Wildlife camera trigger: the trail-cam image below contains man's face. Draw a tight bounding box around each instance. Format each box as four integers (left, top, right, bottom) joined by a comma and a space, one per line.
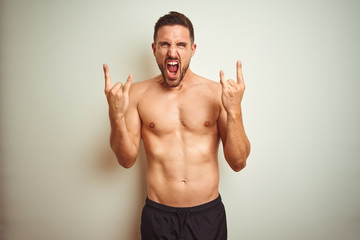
152, 25, 196, 87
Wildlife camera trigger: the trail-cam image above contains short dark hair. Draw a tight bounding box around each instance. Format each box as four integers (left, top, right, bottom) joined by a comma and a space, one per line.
153, 11, 194, 43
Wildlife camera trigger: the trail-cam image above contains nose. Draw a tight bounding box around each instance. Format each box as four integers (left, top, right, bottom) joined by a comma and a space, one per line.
167, 44, 177, 58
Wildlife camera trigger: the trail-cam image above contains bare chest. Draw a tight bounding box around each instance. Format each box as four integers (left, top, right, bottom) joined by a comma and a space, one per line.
138, 90, 220, 135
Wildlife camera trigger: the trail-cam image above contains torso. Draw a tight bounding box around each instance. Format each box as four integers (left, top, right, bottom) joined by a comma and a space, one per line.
132, 73, 223, 207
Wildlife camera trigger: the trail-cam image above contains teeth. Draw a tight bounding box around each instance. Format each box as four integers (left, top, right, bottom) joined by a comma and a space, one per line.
168, 61, 178, 65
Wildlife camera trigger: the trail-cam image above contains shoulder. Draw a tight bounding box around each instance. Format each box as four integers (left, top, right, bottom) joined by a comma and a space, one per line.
192, 74, 222, 95
129, 75, 162, 98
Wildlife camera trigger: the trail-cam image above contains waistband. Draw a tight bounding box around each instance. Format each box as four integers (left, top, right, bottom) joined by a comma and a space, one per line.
145, 194, 222, 214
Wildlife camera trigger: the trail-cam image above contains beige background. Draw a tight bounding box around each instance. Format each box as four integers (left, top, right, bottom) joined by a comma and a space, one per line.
1, 0, 360, 239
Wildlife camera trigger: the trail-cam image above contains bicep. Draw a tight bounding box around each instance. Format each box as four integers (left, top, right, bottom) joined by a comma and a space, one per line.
125, 90, 141, 150
218, 106, 227, 145
217, 97, 227, 146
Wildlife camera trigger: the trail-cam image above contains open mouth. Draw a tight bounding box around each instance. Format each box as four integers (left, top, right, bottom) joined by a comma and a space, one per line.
166, 60, 179, 80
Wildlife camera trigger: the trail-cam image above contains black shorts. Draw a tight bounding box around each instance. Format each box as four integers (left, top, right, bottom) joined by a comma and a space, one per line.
141, 195, 227, 240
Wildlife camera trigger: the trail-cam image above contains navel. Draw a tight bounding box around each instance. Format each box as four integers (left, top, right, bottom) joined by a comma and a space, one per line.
204, 121, 210, 127
149, 122, 155, 128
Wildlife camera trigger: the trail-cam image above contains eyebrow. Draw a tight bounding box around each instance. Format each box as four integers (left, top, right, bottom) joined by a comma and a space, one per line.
158, 41, 188, 46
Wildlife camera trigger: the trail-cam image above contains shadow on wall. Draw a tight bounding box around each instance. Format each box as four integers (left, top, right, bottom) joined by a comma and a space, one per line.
126, 48, 156, 239
95, 129, 147, 240
0, 162, 5, 240
131, 142, 147, 240
97, 49, 156, 240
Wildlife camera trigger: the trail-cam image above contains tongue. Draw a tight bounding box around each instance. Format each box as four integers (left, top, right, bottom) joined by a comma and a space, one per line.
168, 65, 178, 73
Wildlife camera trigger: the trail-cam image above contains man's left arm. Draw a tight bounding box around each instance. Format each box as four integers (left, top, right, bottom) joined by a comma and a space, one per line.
218, 61, 251, 172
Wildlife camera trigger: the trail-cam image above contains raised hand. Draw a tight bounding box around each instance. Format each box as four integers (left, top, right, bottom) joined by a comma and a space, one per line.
219, 61, 245, 116
103, 64, 132, 119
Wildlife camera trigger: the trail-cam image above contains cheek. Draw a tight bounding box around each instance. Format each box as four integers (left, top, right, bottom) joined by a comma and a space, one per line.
155, 52, 164, 61
156, 50, 167, 59
180, 51, 192, 61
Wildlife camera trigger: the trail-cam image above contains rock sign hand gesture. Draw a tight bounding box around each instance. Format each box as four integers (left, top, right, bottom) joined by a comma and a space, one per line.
103, 64, 133, 119
219, 61, 246, 115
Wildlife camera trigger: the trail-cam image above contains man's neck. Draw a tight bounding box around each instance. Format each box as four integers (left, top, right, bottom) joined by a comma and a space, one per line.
163, 69, 194, 91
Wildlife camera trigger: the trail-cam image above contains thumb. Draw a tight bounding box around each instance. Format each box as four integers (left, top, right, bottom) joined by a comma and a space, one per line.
123, 73, 133, 94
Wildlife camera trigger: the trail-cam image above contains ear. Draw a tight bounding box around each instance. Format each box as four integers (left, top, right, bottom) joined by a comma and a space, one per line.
151, 43, 156, 56
191, 43, 197, 57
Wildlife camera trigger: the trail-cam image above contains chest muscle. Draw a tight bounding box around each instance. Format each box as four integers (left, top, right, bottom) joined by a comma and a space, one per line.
138, 91, 220, 135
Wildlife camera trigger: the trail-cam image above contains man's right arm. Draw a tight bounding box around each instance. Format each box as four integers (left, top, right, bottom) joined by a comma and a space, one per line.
103, 64, 141, 168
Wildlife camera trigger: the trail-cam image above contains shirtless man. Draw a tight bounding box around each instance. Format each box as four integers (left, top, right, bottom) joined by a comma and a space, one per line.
103, 12, 250, 240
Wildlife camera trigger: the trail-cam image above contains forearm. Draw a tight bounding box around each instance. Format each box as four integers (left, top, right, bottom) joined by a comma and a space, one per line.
109, 116, 138, 168
224, 110, 250, 172
219, 60, 250, 172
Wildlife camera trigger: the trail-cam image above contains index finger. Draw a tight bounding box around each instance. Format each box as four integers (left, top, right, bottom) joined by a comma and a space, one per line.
236, 60, 244, 85
219, 70, 226, 86
103, 64, 113, 91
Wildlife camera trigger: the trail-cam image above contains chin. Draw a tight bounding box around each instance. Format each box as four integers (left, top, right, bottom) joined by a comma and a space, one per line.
165, 79, 182, 88
160, 71, 182, 87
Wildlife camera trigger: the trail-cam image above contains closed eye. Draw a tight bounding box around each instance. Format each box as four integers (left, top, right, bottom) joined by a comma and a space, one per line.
177, 42, 187, 48
160, 42, 170, 48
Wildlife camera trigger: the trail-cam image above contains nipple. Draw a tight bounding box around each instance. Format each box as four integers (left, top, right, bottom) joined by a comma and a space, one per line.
204, 121, 210, 127
181, 120, 186, 127
149, 122, 155, 128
